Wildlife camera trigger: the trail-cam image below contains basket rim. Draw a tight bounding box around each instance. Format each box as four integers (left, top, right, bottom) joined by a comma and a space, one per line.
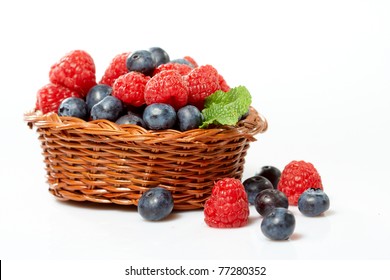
24, 106, 267, 143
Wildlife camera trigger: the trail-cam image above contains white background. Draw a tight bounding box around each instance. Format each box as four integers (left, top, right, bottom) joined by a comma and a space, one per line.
1, 0, 390, 275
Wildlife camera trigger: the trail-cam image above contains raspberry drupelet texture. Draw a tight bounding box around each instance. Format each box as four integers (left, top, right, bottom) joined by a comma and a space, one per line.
112, 72, 150, 107
204, 178, 249, 228
153, 63, 192, 76
36, 83, 81, 114
218, 74, 230, 92
184, 65, 221, 109
144, 70, 188, 110
99, 52, 130, 86
49, 50, 96, 97
277, 160, 323, 206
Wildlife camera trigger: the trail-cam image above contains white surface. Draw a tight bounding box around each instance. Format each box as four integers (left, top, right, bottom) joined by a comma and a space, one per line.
1, 0, 390, 261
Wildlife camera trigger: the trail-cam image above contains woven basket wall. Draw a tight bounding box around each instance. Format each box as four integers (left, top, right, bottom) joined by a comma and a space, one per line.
24, 107, 267, 210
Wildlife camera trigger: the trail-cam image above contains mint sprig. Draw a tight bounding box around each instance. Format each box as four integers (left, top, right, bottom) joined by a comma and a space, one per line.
200, 86, 252, 128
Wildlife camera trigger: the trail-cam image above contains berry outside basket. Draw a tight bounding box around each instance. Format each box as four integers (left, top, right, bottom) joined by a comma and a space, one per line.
24, 107, 267, 210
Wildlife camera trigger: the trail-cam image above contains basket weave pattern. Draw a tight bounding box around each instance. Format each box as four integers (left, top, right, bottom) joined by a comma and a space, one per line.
25, 107, 267, 210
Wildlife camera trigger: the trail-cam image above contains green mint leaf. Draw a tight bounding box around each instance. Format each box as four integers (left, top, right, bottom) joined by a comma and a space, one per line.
200, 86, 252, 128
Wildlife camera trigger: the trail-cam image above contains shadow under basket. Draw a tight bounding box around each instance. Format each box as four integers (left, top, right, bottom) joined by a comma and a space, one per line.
24, 107, 267, 210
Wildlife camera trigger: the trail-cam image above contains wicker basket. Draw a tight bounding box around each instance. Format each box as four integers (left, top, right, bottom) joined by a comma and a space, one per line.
24, 107, 267, 210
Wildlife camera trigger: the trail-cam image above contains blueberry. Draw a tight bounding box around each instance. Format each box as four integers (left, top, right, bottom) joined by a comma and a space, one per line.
138, 187, 174, 221
149, 47, 170, 67
256, 166, 281, 188
116, 112, 146, 128
298, 188, 330, 217
126, 50, 156, 76
170, 58, 194, 68
58, 97, 88, 120
125, 104, 147, 116
177, 105, 203, 131
143, 103, 177, 130
261, 207, 295, 240
243, 176, 273, 205
254, 189, 289, 217
90, 96, 123, 122
86, 84, 112, 112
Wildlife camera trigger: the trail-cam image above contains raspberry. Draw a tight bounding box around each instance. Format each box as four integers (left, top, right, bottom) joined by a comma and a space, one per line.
99, 52, 130, 86
49, 50, 96, 97
204, 178, 249, 228
112, 72, 150, 107
153, 63, 192, 76
277, 160, 323, 206
183, 56, 198, 67
144, 70, 188, 110
184, 65, 221, 109
36, 83, 81, 114
218, 74, 230, 92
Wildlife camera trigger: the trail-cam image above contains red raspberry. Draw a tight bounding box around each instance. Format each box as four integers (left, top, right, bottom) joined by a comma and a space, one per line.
184, 65, 221, 109
49, 50, 96, 97
36, 83, 81, 114
99, 52, 130, 86
112, 72, 150, 107
153, 63, 192, 76
204, 178, 249, 228
144, 70, 188, 110
218, 74, 230, 92
184, 56, 198, 67
278, 160, 323, 206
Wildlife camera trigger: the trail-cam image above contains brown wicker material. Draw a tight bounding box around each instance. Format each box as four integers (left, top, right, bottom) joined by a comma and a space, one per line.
24, 107, 267, 210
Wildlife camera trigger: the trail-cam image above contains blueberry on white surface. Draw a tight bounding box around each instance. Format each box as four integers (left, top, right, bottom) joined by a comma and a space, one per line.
138, 187, 174, 221
254, 189, 289, 217
243, 176, 273, 205
261, 207, 295, 240
256, 165, 281, 189
298, 188, 330, 217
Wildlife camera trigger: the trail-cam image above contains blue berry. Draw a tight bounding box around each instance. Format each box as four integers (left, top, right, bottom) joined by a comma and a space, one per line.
254, 189, 288, 217
256, 166, 281, 188
243, 176, 273, 205
143, 103, 177, 130
58, 97, 88, 120
177, 105, 203, 131
86, 84, 112, 112
149, 47, 170, 67
90, 95, 123, 122
170, 58, 194, 68
261, 207, 295, 240
138, 187, 174, 221
126, 50, 156, 76
298, 188, 330, 217
116, 112, 146, 128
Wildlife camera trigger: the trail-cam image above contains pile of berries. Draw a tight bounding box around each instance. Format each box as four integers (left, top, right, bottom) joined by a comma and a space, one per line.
136, 160, 330, 243
35, 48, 231, 131
203, 160, 330, 241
